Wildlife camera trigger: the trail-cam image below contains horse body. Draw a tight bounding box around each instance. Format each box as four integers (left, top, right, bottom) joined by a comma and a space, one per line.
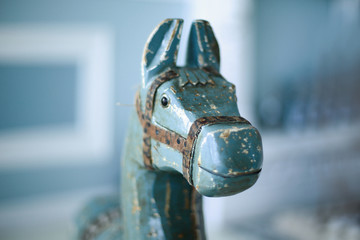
77, 19, 263, 240
121, 110, 205, 239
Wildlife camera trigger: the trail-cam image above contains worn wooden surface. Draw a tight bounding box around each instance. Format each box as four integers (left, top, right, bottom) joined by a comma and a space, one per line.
76, 19, 263, 240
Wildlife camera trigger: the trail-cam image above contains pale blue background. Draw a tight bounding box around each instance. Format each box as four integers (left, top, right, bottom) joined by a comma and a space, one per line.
1, 0, 360, 239
0, 0, 187, 202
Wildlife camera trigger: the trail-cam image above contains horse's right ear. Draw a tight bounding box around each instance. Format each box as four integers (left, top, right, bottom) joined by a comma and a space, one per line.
186, 20, 220, 72
142, 19, 183, 86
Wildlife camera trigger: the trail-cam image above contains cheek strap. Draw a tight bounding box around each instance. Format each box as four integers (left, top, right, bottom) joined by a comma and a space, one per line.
136, 70, 250, 185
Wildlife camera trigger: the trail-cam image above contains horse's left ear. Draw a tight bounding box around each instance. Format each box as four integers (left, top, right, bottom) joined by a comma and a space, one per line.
186, 20, 220, 72
142, 19, 183, 86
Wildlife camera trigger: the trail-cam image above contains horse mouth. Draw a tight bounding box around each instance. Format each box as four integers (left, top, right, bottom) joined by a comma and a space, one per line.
199, 166, 262, 178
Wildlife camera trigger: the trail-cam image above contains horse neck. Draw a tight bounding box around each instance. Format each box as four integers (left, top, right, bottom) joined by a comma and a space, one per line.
121, 109, 206, 240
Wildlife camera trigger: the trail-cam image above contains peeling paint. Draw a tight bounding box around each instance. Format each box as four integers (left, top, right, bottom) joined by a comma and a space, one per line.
132, 201, 141, 214
170, 86, 177, 94
147, 229, 158, 238
219, 129, 230, 144
165, 181, 171, 218
198, 54, 204, 66
257, 145, 262, 152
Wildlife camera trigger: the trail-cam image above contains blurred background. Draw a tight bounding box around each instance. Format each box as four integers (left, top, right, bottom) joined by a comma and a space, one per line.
0, 0, 360, 239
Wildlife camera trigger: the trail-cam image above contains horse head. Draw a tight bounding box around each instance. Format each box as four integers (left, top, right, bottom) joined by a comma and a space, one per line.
137, 19, 263, 197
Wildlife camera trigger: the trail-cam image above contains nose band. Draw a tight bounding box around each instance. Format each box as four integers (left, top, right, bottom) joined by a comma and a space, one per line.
136, 70, 251, 185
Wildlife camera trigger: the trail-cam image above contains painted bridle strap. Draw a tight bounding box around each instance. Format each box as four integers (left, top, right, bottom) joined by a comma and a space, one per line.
136, 70, 251, 185
136, 70, 183, 170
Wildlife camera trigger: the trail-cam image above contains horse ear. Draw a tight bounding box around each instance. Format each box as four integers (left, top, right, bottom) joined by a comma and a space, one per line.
142, 18, 183, 86
186, 20, 220, 72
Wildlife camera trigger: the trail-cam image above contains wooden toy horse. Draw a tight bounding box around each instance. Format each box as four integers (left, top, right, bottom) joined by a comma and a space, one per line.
76, 19, 263, 240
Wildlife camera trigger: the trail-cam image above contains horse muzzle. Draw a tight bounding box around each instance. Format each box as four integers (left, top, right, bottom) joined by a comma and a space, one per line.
191, 123, 263, 197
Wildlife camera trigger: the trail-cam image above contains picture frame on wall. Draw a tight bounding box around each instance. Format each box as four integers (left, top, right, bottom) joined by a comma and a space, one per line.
0, 25, 114, 168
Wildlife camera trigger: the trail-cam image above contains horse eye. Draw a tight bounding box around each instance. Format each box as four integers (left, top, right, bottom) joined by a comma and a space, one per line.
161, 95, 169, 108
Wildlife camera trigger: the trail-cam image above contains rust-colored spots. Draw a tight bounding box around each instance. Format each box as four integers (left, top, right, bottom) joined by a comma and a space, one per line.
147, 230, 158, 238
186, 71, 194, 85
210, 104, 217, 110
228, 84, 235, 93
257, 145, 262, 152
198, 54, 204, 65
165, 181, 171, 218
183, 189, 190, 210
170, 86, 177, 94
208, 79, 215, 85
132, 201, 141, 214
220, 129, 230, 144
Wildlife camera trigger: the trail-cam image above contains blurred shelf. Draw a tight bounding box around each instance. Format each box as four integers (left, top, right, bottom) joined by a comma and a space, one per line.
262, 123, 360, 163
